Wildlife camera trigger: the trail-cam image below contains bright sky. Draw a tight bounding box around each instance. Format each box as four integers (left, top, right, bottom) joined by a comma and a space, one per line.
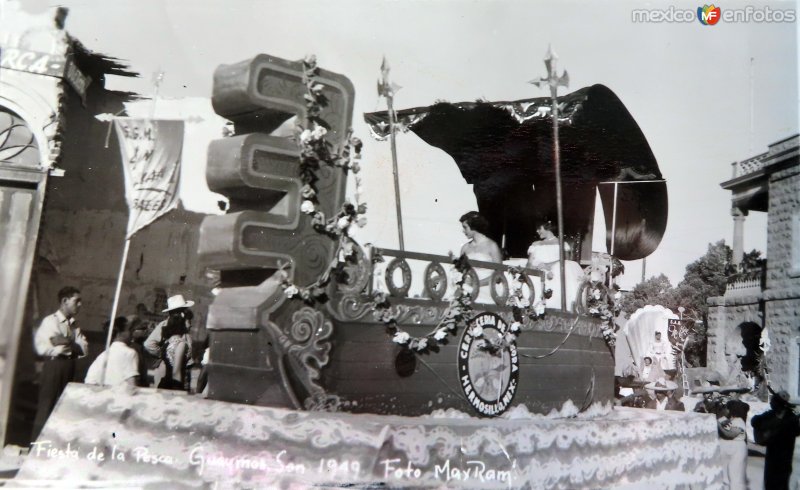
13, 0, 800, 288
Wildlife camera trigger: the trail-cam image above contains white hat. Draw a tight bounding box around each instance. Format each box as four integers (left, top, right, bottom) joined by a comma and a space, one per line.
644, 378, 678, 391
162, 294, 195, 312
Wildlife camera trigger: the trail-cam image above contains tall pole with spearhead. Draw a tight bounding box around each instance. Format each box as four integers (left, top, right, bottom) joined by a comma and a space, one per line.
378, 57, 405, 251
530, 46, 569, 311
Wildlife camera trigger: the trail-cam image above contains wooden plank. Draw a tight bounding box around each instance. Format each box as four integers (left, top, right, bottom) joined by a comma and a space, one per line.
0, 177, 46, 445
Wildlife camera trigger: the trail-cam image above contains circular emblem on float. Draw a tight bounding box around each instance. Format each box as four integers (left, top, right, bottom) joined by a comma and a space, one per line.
458, 312, 519, 416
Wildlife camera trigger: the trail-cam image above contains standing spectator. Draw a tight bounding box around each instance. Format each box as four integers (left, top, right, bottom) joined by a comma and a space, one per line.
84, 317, 138, 387
717, 397, 749, 490
32, 286, 88, 439
752, 389, 800, 490
145, 294, 194, 391
643, 378, 685, 411
127, 317, 151, 387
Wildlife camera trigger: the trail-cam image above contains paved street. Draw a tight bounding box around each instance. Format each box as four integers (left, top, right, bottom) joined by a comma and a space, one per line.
747, 444, 766, 489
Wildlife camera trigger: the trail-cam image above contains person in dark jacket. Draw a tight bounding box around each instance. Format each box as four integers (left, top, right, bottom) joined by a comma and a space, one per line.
751, 389, 800, 490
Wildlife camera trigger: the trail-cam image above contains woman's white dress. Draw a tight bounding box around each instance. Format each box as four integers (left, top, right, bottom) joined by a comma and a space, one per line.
527, 241, 585, 312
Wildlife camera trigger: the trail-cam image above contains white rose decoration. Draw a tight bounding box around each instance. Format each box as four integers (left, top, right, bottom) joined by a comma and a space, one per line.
433, 329, 448, 341
299, 129, 312, 144
470, 325, 484, 337
510, 321, 522, 333
337, 216, 351, 230
416, 338, 428, 351
534, 303, 546, 316
393, 331, 410, 344
300, 200, 315, 214
284, 285, 299, 298
311, 125, 328, 140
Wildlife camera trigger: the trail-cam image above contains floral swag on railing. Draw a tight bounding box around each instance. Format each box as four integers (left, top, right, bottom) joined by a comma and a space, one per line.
585, 281, 620, 350
279, 55, 515, 356
473, 268, 551, 355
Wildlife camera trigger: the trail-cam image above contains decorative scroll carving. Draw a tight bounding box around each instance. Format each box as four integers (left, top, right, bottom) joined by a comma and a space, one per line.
330, 292, 375, 322
329, 286, 601, 337
334, 239, 371, 295
266, 306, 334, 400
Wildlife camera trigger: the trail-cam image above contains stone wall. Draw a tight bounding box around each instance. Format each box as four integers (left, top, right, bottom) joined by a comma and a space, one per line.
25, 80, 213, 348
764, 162, 800, 394
32, 207, 210, 341
706, 295, 762, 376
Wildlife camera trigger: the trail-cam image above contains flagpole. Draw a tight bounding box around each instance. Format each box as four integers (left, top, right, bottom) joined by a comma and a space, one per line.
387, 93, 405, 251
102, 238, 130, 384
378, 58, 405, 251
551, 82, 566, 311
531, 46, 569, 311
609, 181, 618, 288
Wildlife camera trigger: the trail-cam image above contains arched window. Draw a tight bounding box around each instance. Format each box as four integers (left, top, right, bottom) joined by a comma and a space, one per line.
0, 109, 39, 167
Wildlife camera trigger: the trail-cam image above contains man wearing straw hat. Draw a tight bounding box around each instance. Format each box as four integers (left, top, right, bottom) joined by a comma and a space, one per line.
752, 389, 800, 490
643, 378, 684, 411
144, 294, 194, 389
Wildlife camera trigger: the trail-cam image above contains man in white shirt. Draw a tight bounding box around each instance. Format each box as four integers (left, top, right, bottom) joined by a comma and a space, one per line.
85, 317, 139, 387
32, 286, 88, 439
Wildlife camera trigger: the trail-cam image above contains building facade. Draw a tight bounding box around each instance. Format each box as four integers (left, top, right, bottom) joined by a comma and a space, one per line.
0, 5, 214, 446
707, 134, 800, 395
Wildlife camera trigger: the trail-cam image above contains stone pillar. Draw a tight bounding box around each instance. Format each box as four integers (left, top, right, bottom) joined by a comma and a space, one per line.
731, 207, 747, 266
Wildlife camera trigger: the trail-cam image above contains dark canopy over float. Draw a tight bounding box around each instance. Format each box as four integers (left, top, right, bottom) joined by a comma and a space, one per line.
364, 84, 667, 261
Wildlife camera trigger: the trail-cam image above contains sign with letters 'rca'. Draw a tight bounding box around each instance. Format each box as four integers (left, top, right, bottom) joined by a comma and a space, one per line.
0, 47, 65, 76
0, 47, 91, 101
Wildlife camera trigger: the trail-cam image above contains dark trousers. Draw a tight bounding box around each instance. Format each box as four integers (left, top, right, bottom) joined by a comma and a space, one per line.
32, 358, 75, 440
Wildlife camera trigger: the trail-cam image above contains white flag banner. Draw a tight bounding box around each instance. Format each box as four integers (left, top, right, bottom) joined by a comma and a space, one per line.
113, 118, 184, 238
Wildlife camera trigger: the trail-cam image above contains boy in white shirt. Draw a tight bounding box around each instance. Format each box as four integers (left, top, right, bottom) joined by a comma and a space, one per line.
85, 317, 139, 387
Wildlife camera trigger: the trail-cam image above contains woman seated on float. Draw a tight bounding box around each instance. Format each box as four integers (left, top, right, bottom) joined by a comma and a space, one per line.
526, 221, 584, 312
459, 211, 502, 302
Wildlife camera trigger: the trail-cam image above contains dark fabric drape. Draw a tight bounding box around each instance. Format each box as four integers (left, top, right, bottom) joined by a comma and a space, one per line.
365, 85, 667, 260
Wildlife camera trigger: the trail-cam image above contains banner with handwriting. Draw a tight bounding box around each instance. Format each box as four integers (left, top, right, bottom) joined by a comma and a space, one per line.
113, 118, 184, 238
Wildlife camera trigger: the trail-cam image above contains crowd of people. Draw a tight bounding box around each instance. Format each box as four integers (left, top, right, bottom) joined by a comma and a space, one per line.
31, 287, 207, 441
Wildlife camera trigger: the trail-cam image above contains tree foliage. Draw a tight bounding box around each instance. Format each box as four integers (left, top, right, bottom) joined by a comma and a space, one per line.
619, 273, 676, 315
619, 240, 766, 367
621, 240, 765, 323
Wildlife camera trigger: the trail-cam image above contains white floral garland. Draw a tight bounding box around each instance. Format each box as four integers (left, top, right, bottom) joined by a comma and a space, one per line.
374, 252, 475, 353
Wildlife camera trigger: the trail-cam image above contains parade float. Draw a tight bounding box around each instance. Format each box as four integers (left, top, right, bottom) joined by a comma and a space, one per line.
16, 53, 727, 488
196, 53, 670, 418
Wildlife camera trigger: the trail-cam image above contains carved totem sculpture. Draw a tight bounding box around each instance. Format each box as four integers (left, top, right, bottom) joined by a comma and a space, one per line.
199, 55, 355, 408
